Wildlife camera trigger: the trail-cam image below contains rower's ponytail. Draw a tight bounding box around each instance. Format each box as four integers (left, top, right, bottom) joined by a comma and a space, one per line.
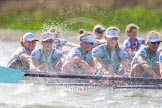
20, 37, 24, 46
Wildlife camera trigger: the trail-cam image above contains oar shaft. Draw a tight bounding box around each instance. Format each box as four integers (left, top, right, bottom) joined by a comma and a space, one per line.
24, 71, 162, 83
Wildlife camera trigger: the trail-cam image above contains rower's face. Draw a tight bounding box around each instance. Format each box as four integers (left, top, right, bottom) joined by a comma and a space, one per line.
106, 37, 118, 48
42, 39, 54, 52
128, 28, 137, 39
23, 40, 36, 53
81, 41, 94, 51
95, 32, 103, 39
148, 41, 160, 52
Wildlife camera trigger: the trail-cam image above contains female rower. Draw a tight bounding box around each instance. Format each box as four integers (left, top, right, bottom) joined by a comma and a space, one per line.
30, 32, 65, 72
48, 28, 79, 52
7, 32, 38, 70
62, 32, 96, 74
93, 24, 105, 40
123, 24, 145, 63
92, 26, 130, 76
130, 31, 161, 78
92, 24, 106, 47
79, 29, 85, 34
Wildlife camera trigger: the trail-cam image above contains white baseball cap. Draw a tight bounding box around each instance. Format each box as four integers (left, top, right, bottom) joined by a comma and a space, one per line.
23, 32, 38, 42
41, 32, 54, 41
80, 34, 96, 43
147, 34, 162, 42
105, 29, 119, 38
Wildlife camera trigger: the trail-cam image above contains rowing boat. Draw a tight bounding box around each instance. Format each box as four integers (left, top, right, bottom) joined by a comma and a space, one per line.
0, 66, 162, 89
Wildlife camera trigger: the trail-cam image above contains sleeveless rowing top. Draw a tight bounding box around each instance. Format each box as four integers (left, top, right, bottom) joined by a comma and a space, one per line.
68, 47, 92, 62
123, 38, 145, 62
31, 47, 63, 70
132, 47, 160, 67
92, 44, 129, 74
123, 38, 145, 51
7, 46, 29, 70
68, 47, 93, 74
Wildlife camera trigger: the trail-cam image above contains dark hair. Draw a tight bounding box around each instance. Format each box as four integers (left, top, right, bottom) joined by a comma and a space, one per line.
93, 24, 105, 33
79, 29, 85, 34
20, 37, 24, 46
126, 24, 139, 33
79, 31, 92, 41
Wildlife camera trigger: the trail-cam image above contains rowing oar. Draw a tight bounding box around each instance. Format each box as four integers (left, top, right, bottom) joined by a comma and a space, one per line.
0, 66, 24, 83
1, 66, 162, 84
24, 71, 162, 84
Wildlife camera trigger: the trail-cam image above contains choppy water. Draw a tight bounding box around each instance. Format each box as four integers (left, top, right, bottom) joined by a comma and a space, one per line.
0, 83, 162, 108
1, 30, 162, 108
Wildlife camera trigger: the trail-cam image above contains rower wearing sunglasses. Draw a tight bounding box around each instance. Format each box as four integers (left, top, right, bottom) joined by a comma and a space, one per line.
7, 32, 38, 70
62, 32, 96, 74
92, 26, 130, 76
30, 32, 65, 72
130, 31, 161, 78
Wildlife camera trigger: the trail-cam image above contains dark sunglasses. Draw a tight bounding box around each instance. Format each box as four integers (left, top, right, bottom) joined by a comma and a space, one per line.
28, 40, 37, 43
43, 39, 54, 43
151, 41, 161, 45
86, 42, 94, 46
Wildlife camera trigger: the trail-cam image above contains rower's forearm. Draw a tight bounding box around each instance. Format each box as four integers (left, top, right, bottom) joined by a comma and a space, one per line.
142, 63, 158, 77
30, 65, 40, 72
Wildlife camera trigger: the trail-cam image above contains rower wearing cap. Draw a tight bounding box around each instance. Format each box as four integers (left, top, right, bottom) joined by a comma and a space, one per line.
48, 28, 66, 50
7, 32, 38, 70
92, 26, 129, 76
30, 32, 65, 72
62, 32, 96, 74
93, 24, 105, 40
130, 31, 161, 78
92, 24, 106, 47
48, 28, 78, 52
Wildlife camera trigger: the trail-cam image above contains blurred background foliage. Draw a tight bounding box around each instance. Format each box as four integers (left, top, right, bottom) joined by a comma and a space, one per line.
0, 0, 162, 32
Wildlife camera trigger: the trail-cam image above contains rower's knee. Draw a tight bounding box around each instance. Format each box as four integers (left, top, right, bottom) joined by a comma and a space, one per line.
130, 64, 142, 77
62, 61, 75, 73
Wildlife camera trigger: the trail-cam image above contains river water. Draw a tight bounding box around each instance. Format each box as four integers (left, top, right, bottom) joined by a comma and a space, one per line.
0, 30, 162, 108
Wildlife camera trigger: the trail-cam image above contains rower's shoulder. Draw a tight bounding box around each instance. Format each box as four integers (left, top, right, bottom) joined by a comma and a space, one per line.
52, 48, 63, 54
92, 44, 106, 55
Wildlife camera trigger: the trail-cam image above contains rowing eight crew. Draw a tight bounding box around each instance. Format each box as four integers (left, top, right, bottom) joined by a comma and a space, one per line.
7, 26, 162, 78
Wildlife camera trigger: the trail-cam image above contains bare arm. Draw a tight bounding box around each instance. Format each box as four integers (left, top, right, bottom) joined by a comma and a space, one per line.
54, 57, 65, 72
30, 59, 49, 72
73, 56, 96, 75
19, 53, 41, 72
88, 59, 96, 68
125, 48, 135, 57
137, 56, 158, 77
30, 59, 42, 72
93, 57, 112, 74
121, 58, 130, 76
160, 62, 162, 77
19, 53, 31, 64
